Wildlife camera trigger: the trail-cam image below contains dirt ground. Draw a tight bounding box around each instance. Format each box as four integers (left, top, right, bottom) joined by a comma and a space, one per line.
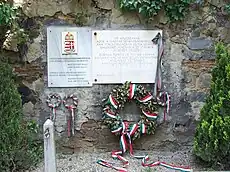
28, 148, 212, 172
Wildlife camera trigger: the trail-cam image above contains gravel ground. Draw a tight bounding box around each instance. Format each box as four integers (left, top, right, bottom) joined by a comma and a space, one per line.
28, 149, 208, 172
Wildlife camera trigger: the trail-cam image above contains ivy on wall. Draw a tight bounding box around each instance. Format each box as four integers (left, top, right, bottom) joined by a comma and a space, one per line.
118, 0, 194, 22
0, 1, 28, 50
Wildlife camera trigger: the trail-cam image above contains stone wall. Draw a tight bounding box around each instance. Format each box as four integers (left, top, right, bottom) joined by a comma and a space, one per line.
5, 0, 230, 153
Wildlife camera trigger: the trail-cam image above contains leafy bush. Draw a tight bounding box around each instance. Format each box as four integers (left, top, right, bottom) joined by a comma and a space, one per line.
0, 1, 28, 49
118, 0, 194, 22
0, 61, 42, 171
193, 43, 230, 166
0, 2, 16, 26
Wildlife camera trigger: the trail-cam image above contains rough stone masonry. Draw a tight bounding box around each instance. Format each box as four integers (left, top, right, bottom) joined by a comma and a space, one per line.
5, 0, 229, 153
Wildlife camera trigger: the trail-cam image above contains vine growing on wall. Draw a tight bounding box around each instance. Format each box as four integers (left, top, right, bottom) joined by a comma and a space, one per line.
0, 1, 29, 50
118, 0, 194, 22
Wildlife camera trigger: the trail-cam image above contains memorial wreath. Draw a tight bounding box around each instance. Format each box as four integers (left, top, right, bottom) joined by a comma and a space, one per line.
102, 81, 160, 146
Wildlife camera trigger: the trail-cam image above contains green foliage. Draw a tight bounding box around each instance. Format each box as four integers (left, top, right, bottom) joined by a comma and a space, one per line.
224, 4, 230, 15
165, 0, 192, 21
0, 61, 42, 171
0, 1, 29, 49
193, 43, 230, 166
0, 2, 16, 26
118, 0, 194, 22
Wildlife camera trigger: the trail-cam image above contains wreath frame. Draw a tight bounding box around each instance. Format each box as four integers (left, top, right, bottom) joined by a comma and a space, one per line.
102, 81, 161, 141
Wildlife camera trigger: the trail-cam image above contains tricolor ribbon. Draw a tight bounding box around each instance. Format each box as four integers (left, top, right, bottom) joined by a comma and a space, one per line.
66, 105, 76, 137
140, 123, 146, 134
97, 159, 128, 172
157, 91, 170, 121
97, 121, 192, 172
104, 108, 117, 119
138, 94, 153, 103
142, 109, 158, 120
152, 33, 171, 121
46, 93, 61, 122
142, 155, 192, 172
107, 94, 119, 109
97, 122, 147, 171
129, 83, 137, 100
152, 33, 164, 97
129, 124, 138, 136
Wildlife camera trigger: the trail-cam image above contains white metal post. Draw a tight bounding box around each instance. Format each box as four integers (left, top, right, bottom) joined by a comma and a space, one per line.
43, 119, 57, 172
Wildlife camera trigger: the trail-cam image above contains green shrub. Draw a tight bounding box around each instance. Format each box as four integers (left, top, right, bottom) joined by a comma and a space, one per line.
0, 61, 42, 172
193, 43, 230, 166
0, 2, 16, 26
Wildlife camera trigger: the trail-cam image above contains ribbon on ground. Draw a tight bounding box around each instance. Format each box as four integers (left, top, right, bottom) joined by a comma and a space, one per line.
97, 121, 192, 172
142, 155, 192, 172
97, 159, 128, 172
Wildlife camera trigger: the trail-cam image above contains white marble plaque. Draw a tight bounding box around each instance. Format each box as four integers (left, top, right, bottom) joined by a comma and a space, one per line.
47, 26, 92, 87
92, 30, 162, 84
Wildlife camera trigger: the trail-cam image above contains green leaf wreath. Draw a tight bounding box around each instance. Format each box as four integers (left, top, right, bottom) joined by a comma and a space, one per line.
102, 81, 163, 141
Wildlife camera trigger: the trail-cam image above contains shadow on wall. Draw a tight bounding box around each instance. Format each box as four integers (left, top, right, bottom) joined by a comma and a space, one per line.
18, 83, 37, 105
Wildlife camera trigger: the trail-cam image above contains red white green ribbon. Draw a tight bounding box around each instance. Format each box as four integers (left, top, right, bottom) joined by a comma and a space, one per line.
152, 33, 163, 97
104, 108, 117, 119
46, 93, 61, 122
108, 94, 119, 109
120, 122, 129, 153
63, 94, 78, 108
46, 93, 62, 108
142, 155, 192, 172
110, 122, 139, 155
152, 33, 171, 121
140, 123, 146, 134
97, 159, 128, 172
129, 83, 137, 99
157, 92, 170, 121
142, 109, 158, 120
63, 94, 78, 137
112, 150, 129, 165
129, 124, 138, 136
138, 94, 153, 103
97, 122, 192, 172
